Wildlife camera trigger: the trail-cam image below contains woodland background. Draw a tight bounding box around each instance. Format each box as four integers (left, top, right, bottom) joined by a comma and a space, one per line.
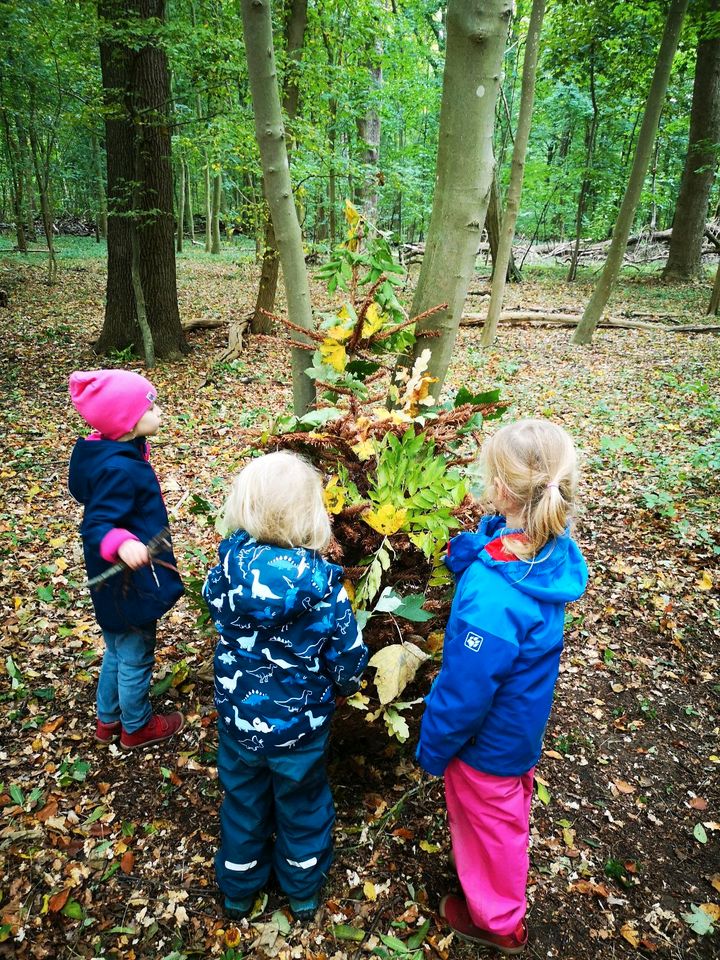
1, 1, 719, 959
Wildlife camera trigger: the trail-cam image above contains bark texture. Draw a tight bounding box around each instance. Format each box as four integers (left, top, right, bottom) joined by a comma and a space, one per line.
573, 0, 689, 345
96, 0, 186, 359
663, 1, 720, 280
405, 0, 512, 393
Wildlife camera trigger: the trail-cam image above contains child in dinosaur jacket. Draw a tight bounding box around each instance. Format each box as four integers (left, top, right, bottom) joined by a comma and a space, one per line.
204, 451, 368, 922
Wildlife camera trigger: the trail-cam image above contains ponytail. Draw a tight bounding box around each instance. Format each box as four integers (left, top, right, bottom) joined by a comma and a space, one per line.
481, 419, 578, 560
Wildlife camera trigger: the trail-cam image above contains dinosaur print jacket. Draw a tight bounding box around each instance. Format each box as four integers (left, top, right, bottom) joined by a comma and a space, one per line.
204, 530, 368, 754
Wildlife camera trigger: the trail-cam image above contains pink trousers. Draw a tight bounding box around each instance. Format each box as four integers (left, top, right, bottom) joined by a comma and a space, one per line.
444, 758, 535, 936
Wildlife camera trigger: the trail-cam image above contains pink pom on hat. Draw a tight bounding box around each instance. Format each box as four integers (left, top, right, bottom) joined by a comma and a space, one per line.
69, 369, 157, 440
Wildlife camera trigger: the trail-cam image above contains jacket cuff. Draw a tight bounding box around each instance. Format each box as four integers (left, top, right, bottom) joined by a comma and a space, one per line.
416, 742, 449, 777
100, 528, 140, 563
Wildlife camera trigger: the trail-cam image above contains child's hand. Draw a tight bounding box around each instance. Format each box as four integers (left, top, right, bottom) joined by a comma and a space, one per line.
118, 540, 150, 569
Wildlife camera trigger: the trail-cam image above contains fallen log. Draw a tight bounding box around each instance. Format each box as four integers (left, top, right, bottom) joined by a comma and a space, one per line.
461, 311, 720, 333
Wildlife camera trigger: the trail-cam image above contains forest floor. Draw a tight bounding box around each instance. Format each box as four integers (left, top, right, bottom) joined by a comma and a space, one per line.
0, 243, 719, 960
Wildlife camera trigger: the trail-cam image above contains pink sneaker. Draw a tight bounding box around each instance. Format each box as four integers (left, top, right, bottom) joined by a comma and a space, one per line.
120, 711, 184, 750
95, 719, 122, 744
440, 895, 528, 954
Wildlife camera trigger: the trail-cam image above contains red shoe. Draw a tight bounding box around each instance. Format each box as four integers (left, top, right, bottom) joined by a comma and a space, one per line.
120, 711, 185, 750
440, 895, 528, 954
95, 719, 122, 744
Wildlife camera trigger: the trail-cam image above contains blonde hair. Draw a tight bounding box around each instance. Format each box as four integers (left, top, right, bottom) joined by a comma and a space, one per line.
481, 418, 578, 560
218, 451, 332, 552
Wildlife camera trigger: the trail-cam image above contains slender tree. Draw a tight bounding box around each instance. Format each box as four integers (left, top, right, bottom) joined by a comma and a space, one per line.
240, 0, 315, 414
481, 0, 545, 347
573, 0, 689, 345
250, 0, 308, 336
404, 0, 511, 393
663, 0, 720, 280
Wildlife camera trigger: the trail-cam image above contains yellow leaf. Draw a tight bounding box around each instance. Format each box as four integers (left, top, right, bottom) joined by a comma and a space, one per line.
344, 198, 360, 226
368, 642, 428, 704
620, 923, 640, 948
326, 320, 354, 343
14, 596, 22, 610
323, 476, 346, 515
352, 439, 376, 461
225, 927, 241, 948
55, 558, 68, 573
26, 484, 41, 498
343, 579, 356, 602
319, 338, 347, 372
419, 840, 441, 853
361, 302, 385, 338
347, 691, 370, 711
700, 903, 720, 921
49, 537, 66, 547
710, 874, 720, 894
698, 571, 713, 591
364, 503, 407, 535
363, 880, 377, 901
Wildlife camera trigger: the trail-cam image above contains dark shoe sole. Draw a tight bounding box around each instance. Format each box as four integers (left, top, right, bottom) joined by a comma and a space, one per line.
439, 896, 527, 955
94, 735, 119, 745
120, 714, 185, 750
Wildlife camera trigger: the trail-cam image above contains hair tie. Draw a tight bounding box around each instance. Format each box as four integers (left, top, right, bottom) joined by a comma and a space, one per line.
546, 482, 559, 490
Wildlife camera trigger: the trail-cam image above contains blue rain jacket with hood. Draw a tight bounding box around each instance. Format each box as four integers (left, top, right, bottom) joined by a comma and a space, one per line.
204, 530, 368, 755
417, 514, 588, 778
68, 436, 184, 632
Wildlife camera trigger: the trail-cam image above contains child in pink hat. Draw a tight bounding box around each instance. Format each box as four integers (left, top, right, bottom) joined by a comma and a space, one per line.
68, 369, 185, 750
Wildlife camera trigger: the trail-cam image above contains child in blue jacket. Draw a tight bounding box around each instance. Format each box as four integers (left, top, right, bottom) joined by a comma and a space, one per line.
204, 451, 368, 923
417, 418, 588, 955
68, 370, 184, 750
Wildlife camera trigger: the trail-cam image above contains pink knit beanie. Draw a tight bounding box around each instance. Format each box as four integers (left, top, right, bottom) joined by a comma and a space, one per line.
69, 370, 157, 440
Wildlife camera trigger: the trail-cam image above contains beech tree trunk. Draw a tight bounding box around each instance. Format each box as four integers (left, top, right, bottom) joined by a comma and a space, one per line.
210, 169, 222, 254
404, 0, 511, 394
355, 23, 382, 222
481, 0, 545, 347
240, 0, 315, 414
185, 162, 195, 243
250, 0, 307, 335
92, 133, 108, 241
573, 0, 689, 345
0, 108, 27, 253
176, 157, 185, 253
708, 259, 720, 314
96, 0, 186, 359
663, 0, 720, 280
27, 115, 58, 283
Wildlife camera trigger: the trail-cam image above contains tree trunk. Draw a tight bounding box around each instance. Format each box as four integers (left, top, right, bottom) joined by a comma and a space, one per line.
185, 161, 195, 242
0, 109, 28, 253
27, 120, 58, 284
355, 26, 382, 222
210, 169, 222, 253
176, 156, 185, 253
567, 49, 598, 282
96, 0, 186, 359
204, 159, 212, 251
404, 0, 511, 394
573, 0, 689, 345
250, 0, 307, 336
708, 259, 720, 314
663, 0, 720, 280
240, 0, 315, 414
481, 0, 545, 347
92, 133, 108, 241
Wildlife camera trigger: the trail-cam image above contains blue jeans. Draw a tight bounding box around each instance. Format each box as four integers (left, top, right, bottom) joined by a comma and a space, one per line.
216, 723, 334, 902
97, 624, 156, 733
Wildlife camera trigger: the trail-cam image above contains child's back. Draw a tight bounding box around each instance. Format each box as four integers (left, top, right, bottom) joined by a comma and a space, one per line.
206, 530, 364, 751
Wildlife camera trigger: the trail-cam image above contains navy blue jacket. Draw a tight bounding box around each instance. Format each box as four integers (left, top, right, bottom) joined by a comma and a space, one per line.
68, 436, 184, 632
204, 530, 368, 754
417, 515, 588, 777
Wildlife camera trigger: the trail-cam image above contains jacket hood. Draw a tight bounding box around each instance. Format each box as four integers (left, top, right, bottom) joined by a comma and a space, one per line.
68, 436, 147, 505
446, 514, 588, 603
215, 530, 338, 627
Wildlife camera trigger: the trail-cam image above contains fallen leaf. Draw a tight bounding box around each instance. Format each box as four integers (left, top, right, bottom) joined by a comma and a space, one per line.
620, 923, 640, 947
120, 851, 135, 874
